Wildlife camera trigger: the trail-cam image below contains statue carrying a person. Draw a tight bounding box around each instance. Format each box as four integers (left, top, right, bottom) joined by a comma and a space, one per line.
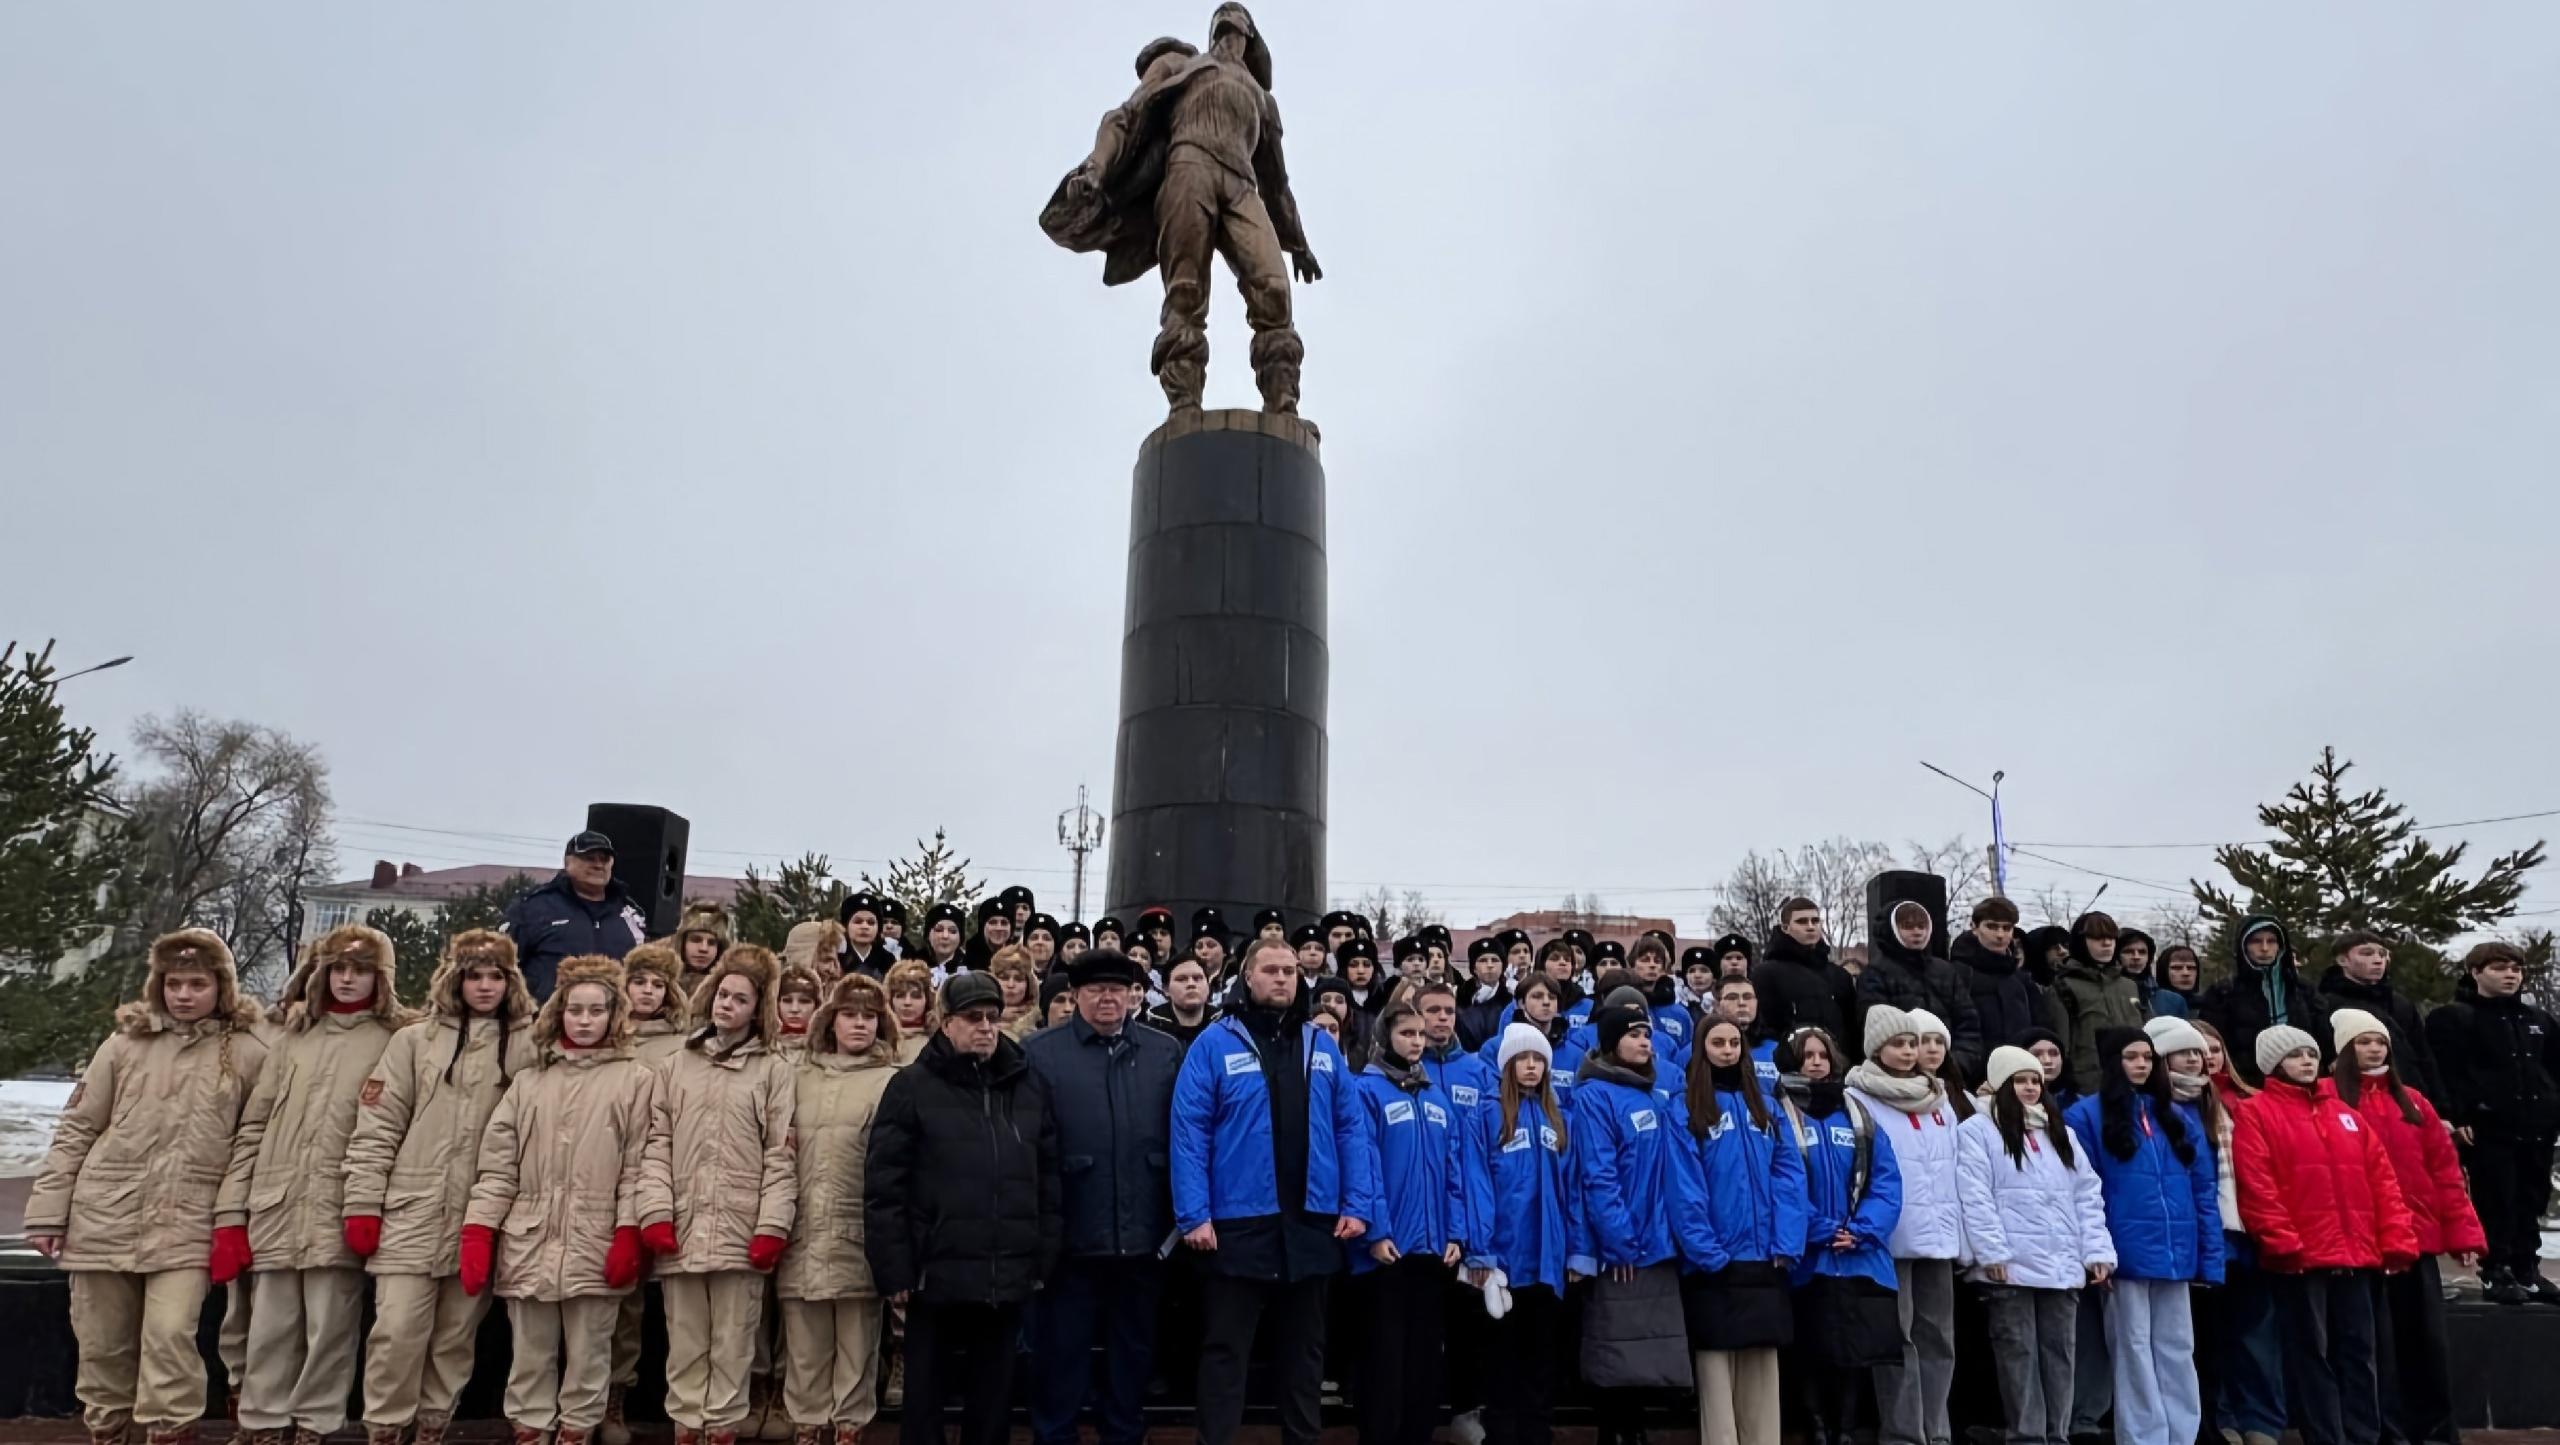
1039, 4, 1322, 417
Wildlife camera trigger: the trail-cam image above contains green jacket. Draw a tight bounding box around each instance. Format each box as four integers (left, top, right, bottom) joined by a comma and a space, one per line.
2055, 961, 2149, 1094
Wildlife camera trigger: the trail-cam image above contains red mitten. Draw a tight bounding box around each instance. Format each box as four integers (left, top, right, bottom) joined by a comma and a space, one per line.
208, 1225, 253, 1284
605, 1226, 644, 1289
343, 1215, 382, 1258
748, 1233, 787, 1272
641, 1220, 679, 1257
459, 1224, 495, 1297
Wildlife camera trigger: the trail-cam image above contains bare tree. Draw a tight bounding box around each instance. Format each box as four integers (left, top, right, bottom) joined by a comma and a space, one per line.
125, 711, 333, 996
1707, 850, 1797, 942
1904, 835, 1991, 928
1341, 885, 1443, 941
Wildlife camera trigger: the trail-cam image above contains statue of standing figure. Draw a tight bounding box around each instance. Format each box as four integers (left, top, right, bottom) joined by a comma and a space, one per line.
1039, 4, 1322, 416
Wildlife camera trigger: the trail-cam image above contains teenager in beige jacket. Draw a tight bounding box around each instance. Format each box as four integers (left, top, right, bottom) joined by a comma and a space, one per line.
28, 931, 273, 1445
658, 946, 799, 1445
216, 925, 409, 1445
776, 977, 902, 1445
601, 942, 693, 1445
464, 955, 676, 1445
343, 929, 538, 1445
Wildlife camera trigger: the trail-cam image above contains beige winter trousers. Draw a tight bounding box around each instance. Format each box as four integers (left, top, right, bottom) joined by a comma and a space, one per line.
241, 1267, 366, 1432
68, 1268, 211, 1431
663, 1272, 767, 1429
779, 1297, 884, 1427
505, 1295, 619, 1432
1695, 1348, 1783, 1445
362, 1274, 491, 1426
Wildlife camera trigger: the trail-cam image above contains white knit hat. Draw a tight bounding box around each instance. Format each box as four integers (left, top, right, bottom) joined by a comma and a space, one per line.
2144, 1015, 2208, 1059
1863, 1005, 1919, 1057
1907, 1009, 1949, 1042
1983, 1044, 2042, 1091
1496, 1021, 1554, 1076
2255, 1023, 2320, 1077
2330, 1007, 2390, 1059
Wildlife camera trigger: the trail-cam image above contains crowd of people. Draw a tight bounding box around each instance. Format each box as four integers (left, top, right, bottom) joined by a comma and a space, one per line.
25, 826, 2560, 1445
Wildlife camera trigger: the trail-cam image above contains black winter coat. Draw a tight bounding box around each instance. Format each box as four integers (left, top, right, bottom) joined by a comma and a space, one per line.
2315, 967, 2443, 1107
502, 873, 649, 1000
1855, 945, 1986, 1080
1753, 935, 1862, 1063
1020, 1017, 1183, 1258
864, 1032, 1062, 1303
2196, 918, 2330, 1087
2423, 978, 2560, 1142
1951, 934, 2064, 1054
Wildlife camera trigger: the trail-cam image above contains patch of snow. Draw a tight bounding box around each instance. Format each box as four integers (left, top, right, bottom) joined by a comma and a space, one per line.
0, 1080, 75, 1177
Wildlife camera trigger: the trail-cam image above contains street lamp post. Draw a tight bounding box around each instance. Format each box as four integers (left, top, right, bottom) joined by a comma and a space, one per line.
1919, 761, 2008, 897
51, 655, 133, 686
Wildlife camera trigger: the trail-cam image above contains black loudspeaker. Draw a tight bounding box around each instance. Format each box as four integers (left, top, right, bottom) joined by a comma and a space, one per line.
586, 803, 690, 937
1865, 870, 1950, 958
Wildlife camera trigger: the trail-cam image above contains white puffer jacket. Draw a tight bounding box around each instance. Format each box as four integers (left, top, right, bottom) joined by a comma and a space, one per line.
1954, 1112, 2115, 1290
1847, 1081, 1966, 1261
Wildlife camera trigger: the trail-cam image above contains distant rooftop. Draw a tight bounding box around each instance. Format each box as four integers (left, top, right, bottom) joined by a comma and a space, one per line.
312, 860, 746, 908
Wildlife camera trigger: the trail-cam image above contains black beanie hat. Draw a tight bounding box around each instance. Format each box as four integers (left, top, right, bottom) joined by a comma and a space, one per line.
1595, 986, 1653, 1056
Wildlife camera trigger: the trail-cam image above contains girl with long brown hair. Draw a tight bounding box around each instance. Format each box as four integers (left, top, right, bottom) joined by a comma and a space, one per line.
1681, 1018, 1807, 1445
1458, 1023, 1585, 1445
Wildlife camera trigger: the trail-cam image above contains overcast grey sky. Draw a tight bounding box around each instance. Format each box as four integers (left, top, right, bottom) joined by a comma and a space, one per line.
6, 3, 2555, 932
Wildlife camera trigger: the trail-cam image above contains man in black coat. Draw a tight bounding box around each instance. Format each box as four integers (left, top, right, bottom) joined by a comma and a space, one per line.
2424, 941, 2560, 1304
500, 829, 650, 999
1950, 895, 2066, 1051
1021, 950, 1185, 1445
865, 973, 1063, 1445
2198, 915, 2330, 1087
2314, 929, 2443, 1105
1855, 885, 1986, 1079
1751, 897, 1863, 1062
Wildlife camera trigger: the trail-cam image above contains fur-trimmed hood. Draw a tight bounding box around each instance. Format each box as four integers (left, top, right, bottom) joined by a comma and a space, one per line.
619, 941, 694, 1030
811, 973, 902, 1059
688, 942, 783, 1047
424, 927, 536, 1023
116, 927, 262, 1037
273, 923, 413, 1032
782, 920, 845, 975
672, 899, 732, 949
534, 953, 634, 1056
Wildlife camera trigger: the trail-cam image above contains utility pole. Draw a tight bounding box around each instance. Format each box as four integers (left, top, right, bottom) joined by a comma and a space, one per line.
1057, 784, 1105, 923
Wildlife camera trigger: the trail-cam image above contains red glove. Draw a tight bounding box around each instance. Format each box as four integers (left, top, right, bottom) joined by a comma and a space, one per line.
748, 1233, 788, 1273
343, 1215, 382, 1259
208, 1225, 253, 1284
641, 1220, 679, 1257
459, 1224, 495, 1297
605, 1226, 644, 1289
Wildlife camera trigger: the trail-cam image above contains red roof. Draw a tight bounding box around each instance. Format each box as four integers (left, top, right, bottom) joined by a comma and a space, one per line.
317, 861, 746, 908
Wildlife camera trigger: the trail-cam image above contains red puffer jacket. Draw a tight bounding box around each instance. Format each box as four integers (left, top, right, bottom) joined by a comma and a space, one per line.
2233, 1075, 2418, 1272
2339, 1075, 2486, 1258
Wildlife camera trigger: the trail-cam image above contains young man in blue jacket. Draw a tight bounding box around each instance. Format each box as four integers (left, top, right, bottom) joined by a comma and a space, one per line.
1170, 939, 1377, 1445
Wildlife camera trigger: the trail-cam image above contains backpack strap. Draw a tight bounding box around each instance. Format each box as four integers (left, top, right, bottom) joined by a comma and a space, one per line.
1844, 1094, 1875, 1212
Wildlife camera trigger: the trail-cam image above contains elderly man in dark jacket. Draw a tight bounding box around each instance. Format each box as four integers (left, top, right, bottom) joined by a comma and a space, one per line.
500, 830, 650, 999
1020, 950, 1184, 1445
866, 973, 1063, 1445
1855, 884, 1985, 1079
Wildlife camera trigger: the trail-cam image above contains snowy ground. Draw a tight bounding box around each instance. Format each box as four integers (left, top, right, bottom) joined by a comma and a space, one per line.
0, 1081, 75, 1179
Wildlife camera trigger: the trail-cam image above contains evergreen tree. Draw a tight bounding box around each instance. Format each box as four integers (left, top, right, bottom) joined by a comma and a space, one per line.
369, 906, 449, 1006
2191, 746, 2545, 998
858, 830, 984, 938
732, 852, 852, 951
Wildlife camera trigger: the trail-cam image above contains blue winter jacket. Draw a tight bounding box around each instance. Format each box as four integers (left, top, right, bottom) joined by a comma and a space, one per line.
1423, 1044, 1496, 1117
1568, 1064, 1714, 1271
1460, 1091, 1594, 1294
1474, 1019, 1582, 1096
1348, 1066, 1470, 1274
1686, 1084, 1812, 1272
2064, 1095, 2225, 1284
1172, 1016, 1379, 1233
1561, 1022, 1676, 1088
1783, 1092, 1903, 1292
1750, 1038, 1781, 1092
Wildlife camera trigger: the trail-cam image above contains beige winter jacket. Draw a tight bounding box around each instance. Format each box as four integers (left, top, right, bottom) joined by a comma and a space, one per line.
26, 1015, 271, 1273
632, 1015, 688, 1068
342, 1015, 540, 1276
466, 1045, 674, 1301
774, 1045, 900, 1300
653, 1035, 796, 1275
216, 1011, 399, 1270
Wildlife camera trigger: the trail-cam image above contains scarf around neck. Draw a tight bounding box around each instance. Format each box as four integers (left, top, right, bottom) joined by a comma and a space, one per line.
1846, 1060, 1942, 1113
2167, 1070, 2209, 1104
1372, 1054, 1428, 1092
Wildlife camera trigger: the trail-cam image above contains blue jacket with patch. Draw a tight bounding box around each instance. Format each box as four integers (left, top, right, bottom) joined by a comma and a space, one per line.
1348, 1066, 1470, 1274
1475, 1016, 1583, 1096
2065, 1095, 2225, 1284
1567, 1062, 1714, 1271
1783, 1092, 1903, 1292
1686, 1083, 1812, 1272
1423, 1043, 1496, 1117
1171, 1015, 1378, 1234
1561, 1022, 1677, 1089
1461, 1091, 1593, 1294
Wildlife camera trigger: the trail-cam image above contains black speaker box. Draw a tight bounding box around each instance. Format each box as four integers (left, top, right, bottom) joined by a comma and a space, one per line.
586, 803, 690, 937
1865, 870, 1950, 957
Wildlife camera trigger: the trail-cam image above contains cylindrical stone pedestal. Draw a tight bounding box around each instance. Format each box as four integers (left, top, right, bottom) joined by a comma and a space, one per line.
1105, 409, 1327, 936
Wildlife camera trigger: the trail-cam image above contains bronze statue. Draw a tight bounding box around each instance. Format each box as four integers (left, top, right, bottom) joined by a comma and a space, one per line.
1040, 4, 1321, 416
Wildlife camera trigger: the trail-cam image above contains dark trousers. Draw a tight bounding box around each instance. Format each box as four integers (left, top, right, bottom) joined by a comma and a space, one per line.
2372, 1257, 2458, 1445
1196, 1273, 1331, 1445
2277, 1270, 2382, 1445
1483, 1284, 1562, 1445
1444, 1272, 1492, 1416
2213, 1235, 2288, 1440
1029, 1257, 1162, 1445
1797, 1357, 1865, 1445
2462, 1133, 2557, 1276
1352, 1257, 1447, 1445
901, 1299, 1021, 1445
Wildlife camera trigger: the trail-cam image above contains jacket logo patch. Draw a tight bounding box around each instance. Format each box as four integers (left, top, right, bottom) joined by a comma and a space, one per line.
1705, 1116, 1733, 1140
1630, 1109, 1658, 1133
1385, 1100, 1415, 1125
1829, 1125, 1857, 1148
1224, 1053, 1262, 1076
1423, 1102, 1448, 1128
360, 1079, 385, 1108
1541, 1125, 1561, 1151
1451, 1086, 1479, 1107
2338, 1114, 2360, 1132
1310, 1051, 1333, 1074
1502, 1128, 1533, 1153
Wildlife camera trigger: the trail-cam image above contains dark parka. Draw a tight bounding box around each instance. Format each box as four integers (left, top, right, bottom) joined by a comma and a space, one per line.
1855, 896, 1985, 1080
1020, 1015, 1184, 1257
1752, 933, 1863, 1064
2422, 975, 2560, 1143
502, 873, 650, 1000
2197, 917, 2331, 1087
863, 1031, 1063, 1304
1951, 932, 2066, 1054
2314, 966, 2443, 1107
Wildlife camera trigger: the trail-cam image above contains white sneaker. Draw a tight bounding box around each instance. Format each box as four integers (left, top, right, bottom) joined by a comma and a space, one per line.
1451, 1409, 1487, 1445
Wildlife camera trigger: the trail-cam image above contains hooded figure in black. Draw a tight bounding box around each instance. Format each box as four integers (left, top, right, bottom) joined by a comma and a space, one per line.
1854, 889, 1985, 1080
2018, 925, 2072, 991
959, 896, 1014, 972
2197, 915, 2329, 1086
1755, 909, 1863, 1063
